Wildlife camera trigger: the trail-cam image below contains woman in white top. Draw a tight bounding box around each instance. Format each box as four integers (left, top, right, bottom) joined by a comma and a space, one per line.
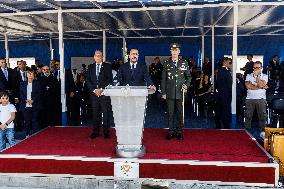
20, 69, 41, 136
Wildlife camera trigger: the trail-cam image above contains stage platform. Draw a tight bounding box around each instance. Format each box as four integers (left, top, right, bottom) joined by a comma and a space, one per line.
0, 127, 279, 187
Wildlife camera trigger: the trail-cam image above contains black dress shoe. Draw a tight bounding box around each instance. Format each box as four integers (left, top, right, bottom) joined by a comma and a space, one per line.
166, 132, 175, 140
89, 133, 99, 139
176, 133, 184, 140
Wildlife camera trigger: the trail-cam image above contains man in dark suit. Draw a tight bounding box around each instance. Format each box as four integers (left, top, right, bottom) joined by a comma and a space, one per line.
13, 60, 27, 132
161, 44, 191, 140
86, 50, 113, 139
0, 58, 14, 96
215, 57, 232, 129
117, 49, 155, 90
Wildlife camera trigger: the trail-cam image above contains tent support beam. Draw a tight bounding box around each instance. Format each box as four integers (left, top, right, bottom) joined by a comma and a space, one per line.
58, 9, 67, 126
49, 35, 54, 60
4, 32, 9, 67
211, 26, 215, 91
204, 6, 232, 35
123, 38, 127, 63
103, 30, 106, 62
1, 2, 284, 17
90, 1, 143, 37
201, 35, 204, 68
232, 2, 238, 129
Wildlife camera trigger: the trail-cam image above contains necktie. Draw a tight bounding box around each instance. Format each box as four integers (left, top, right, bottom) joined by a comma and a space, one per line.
275, 80, 280, 91
57, 70, 60, 81
96, 64, 100, 79
173, 61, 177, 67
131, 64, 135, 76
3, 68, 8, 81
21, 72, 25, 81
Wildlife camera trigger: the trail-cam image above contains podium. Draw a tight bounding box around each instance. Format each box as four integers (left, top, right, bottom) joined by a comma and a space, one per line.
104, 85, 151, 158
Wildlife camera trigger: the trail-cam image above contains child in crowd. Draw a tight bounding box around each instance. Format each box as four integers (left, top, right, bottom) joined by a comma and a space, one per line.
0, 91, 16, 151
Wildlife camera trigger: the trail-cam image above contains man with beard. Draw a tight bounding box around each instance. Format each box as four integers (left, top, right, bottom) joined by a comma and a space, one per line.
39, 65, 60, 128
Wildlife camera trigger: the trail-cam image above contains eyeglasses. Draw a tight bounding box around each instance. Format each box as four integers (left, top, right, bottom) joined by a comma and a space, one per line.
42, 69, 50, 71
253, 67, 261, 69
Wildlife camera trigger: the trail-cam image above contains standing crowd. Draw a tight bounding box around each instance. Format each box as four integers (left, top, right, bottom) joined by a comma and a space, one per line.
1, 45, 284, 150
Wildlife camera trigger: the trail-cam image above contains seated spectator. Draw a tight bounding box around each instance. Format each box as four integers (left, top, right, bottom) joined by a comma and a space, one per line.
268, 55, 281, 81
0, 91, 16, 150
195, 73, 212, 119
267, 74, 284, 93
202, 57, 212, 77
149, 57, 163, 93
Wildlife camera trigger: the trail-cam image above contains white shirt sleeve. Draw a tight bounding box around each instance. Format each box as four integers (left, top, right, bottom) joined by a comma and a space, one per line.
245, 74, 252, 82
262, 74, 268, 83
9, 104, 17, 113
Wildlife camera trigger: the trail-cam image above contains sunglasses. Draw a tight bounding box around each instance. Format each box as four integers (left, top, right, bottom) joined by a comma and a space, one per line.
253, 67, 261, 69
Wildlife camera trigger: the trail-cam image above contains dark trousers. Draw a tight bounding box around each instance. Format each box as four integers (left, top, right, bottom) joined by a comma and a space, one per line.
166, 98, 183, 134
15, 103, 24, 132
23, 107, 39, 135
69, 97, 80, 126
215, 100, 231, 129
91, 95, 111, 135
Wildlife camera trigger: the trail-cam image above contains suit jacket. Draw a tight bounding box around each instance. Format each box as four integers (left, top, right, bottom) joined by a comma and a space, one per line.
19, 80, 41, 112
268, 60, 281, 78
161, 59, 191, 99
216, 67, 232, 103
0, 67, 14, 92
13, 70, 27, 99
117, 62, 153, 86
86, 62, 112, 92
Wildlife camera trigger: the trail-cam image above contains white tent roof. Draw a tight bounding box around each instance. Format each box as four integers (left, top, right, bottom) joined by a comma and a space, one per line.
0, 0, 284, 40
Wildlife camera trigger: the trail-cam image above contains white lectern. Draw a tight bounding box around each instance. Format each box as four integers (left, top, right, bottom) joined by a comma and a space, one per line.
104, 85, 151, 158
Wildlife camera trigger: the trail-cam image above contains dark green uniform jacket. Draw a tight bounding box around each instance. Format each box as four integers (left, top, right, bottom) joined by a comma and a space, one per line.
161, 59, 192, 100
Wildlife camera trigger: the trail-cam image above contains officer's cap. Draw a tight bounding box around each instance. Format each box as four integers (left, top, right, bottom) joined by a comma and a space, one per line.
170, 43, 180, 50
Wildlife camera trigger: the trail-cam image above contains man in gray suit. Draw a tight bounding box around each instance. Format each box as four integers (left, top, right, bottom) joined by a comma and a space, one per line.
161, 44, 191, 140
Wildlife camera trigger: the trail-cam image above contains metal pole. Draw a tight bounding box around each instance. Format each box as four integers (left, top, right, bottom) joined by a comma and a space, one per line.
49, 35, 54, 60
201, 35, 205, 69
211, 26, 215, 91
4, 32, 10, 67
232, 2, 238, 129
103, 30, 106, 62
123, 37, 127, 63
58, 9, 67, 126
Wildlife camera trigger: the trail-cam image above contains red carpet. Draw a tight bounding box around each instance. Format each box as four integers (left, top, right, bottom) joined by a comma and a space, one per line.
1, 127, 269, 162
0, 127, 278, 186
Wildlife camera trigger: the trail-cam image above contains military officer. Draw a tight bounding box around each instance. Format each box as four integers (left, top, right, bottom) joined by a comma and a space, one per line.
161, 44, 192, 140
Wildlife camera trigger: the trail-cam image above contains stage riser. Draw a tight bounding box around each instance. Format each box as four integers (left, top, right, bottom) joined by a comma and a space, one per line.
0, 158, 277, 186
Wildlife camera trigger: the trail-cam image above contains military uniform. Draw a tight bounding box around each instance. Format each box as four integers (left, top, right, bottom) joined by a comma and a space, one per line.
161, 56, 192, 139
